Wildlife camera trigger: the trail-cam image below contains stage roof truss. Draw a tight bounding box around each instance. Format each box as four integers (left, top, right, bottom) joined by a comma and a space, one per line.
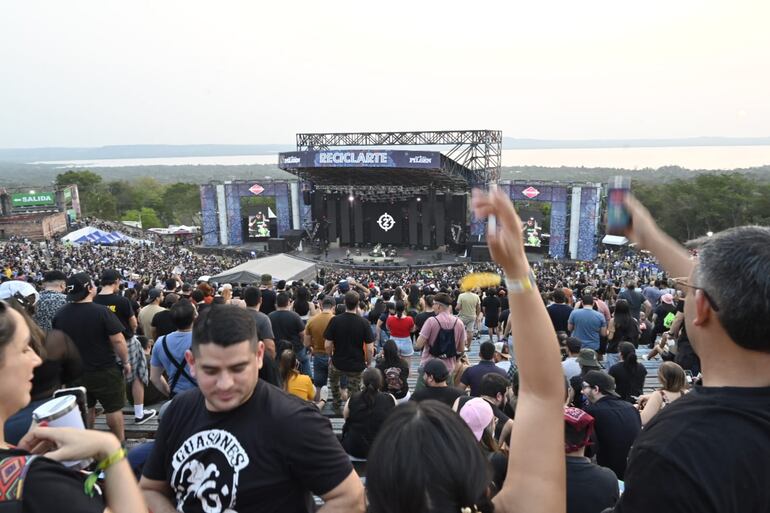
295, 130, 502, 183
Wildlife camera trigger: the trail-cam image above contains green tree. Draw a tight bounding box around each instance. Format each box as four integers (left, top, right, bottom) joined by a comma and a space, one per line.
159, 183, 200, 225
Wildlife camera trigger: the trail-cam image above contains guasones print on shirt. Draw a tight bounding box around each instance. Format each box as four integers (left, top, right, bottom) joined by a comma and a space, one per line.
171, 429, 250, 513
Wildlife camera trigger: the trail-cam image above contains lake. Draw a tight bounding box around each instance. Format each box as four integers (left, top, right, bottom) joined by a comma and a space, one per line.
34, 145, 770, 170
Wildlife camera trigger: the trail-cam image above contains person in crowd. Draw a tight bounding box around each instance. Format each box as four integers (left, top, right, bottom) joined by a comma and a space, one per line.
4, 297, 82, 445
305, 297, 335, 401
242, 285, 281, 387
651, 292, 677, 339
605, 299, 640, 367
53, 273, 130, 442
385, 299, 415, 358
612, 197, 770, 512
150, 292, 180, 340
642, 278, 664, 308
409, 358, 464, 407
138, 288, 165, 343
291, 285, 317, 322
269, 292, 308, 373
563, 407, 619, 513
456, 397, 508, 493
414, 292, 466, 389
279, 349, 316, 402
140, 305, 365, 512
456, 286, 481, 350
637, 311, 655, 348
608, 342, 647, 403
547, 288, 573, 333
32, 270, 68, 332
0, 299, 147, 512
258, 273, 276, 314
482, 287, 502, 343
459, 340, 508, 396
568, 294, 607, 351
375, 300, 394, 346
582, 370, 641, 479
562, 336, 583, 381
569, 348, 603, 408
638, 361, 687, 426
341, 367, 396, 458
413, 294, 437, 335
375, 339, 410, 403
149, 299, 197, 399
95, 269, 156, 424
477, 373, 515, 444
369, 188, 565, 513
324, 291, 375, 416
618, 280, 651, 321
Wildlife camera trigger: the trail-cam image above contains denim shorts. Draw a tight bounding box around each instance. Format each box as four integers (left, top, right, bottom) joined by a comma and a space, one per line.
392, 336, 414, 357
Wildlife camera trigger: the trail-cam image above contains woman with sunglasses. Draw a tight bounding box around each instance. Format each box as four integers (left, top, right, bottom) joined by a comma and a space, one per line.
0, 300, 147, 513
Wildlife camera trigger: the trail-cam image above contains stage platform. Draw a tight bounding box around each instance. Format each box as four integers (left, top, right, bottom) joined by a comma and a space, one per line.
290, 245, 470, 269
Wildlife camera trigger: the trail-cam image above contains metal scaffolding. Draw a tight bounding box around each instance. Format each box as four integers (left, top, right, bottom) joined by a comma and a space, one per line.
296, 130, 502, 183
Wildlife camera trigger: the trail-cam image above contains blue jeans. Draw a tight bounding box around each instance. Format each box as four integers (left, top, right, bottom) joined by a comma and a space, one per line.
604, 352, 620, 370
313, 353, 330, 388
297, 347, 312, 376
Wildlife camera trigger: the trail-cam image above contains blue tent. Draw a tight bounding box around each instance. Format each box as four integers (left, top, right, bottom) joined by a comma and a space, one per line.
61, 227, 142, 245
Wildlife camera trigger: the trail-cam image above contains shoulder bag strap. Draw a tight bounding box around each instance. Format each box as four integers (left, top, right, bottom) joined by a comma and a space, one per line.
161, 335, 196, 395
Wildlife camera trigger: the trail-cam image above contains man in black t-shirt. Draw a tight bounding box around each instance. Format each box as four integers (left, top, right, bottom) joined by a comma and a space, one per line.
95, 269, 157, 425
140, 305, 364, 513
547, 288, 573, 333
53, 272, 129, 442
613, 200, 770, 513
258, 273, 276, 314
410, 359, 464, 407
324, 291, 375, 415
151, 293, 180, 340
269, 292, 308, 374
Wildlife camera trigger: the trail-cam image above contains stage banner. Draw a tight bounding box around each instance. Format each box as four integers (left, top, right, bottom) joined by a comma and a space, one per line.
279, 150, 442, 170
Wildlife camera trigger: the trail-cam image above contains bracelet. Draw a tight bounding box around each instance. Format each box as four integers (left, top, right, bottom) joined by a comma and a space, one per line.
84, 447, 126, 497
505, 269, 537, 294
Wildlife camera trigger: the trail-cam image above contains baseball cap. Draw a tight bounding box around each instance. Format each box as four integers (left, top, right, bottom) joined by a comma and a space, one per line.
459, 397, 494, 442
146, 288, 163, 304
583, 370, 619, 397
66, 273, 92, 302
564, 407, 595, 452
576, 348, 601, 369
100, 269, 122, 285
423, 359, 449, 382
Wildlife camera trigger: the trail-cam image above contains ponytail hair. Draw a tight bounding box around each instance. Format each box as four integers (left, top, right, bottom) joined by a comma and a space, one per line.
395, 299, 406, 318
619, 342, 639, 372
278, 349, 299, 391
361, 367, 383, 407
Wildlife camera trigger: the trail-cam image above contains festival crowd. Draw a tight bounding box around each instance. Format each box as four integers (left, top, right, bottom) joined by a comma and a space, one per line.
0, 191, 768, 513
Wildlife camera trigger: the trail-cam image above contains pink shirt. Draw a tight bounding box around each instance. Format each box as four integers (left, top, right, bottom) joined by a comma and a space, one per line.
419, 311, 466, 372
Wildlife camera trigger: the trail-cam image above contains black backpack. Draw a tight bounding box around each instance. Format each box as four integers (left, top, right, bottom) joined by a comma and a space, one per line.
428, 317, 459, 359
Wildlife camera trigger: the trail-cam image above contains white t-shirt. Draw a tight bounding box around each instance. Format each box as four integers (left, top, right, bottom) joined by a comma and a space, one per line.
562, 357, 581, 381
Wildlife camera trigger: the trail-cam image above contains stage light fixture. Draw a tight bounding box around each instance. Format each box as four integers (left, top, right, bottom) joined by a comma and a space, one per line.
416, 197, 422, 202
348, 194, 355, 202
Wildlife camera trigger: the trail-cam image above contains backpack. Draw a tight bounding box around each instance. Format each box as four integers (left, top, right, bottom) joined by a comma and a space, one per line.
383, 366, 403, 394
663, 312, 676, 329
428, 317, 460, 359
0, 455, 38, 512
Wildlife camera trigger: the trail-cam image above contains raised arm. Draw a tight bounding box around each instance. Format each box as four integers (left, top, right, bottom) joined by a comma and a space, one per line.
473, 188, 565, 513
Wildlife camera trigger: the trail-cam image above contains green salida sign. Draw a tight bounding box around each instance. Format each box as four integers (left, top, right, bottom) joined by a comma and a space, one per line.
12, 192, 56, 207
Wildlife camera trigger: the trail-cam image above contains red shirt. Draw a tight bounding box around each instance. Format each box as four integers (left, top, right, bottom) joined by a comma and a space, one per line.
387, 314, 415, 338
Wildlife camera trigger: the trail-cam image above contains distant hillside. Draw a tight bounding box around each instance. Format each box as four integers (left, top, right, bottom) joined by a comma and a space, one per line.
2, 137, 770, 163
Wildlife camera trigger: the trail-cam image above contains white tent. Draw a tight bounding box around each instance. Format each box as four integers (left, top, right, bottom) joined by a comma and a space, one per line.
61, 226, 144, 245
602, 235, 629, 246
210, 254, 317, 284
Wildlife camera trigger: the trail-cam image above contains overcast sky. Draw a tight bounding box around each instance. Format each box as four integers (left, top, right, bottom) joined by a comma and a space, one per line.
1, 0, 768, 148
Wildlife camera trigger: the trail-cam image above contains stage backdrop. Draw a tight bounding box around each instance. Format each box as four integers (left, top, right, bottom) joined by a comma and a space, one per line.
364, 203, 403, 244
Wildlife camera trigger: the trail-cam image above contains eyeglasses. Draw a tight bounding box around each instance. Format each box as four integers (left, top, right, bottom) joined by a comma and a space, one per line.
672, 277, 720, 312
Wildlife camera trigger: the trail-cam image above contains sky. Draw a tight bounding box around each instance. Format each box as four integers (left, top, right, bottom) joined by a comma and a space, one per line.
1, 0, 769, 148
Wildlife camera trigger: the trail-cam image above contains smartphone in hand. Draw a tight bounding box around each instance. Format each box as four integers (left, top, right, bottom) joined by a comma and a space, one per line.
606, 176, 631, 235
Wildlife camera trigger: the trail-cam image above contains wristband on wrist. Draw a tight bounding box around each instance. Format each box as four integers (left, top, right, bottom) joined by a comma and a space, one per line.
505, 269, 537, 294
84, 447, 126, 497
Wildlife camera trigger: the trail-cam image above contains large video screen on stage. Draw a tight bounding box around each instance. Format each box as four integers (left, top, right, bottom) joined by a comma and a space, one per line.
241, 197, 277, 241
364, 203, 403, 244
516, 203, 550, 248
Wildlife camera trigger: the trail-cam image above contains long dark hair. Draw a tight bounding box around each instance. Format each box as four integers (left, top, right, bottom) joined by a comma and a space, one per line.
360, 367, 383, 408
367, 401, 494, 513
612, 300, 639, 344
381, 339, 401, 368
369, 298, 386, 324
407, 285, 420, 311
395, 300, 407, 319
619, 342, 640, 373
278, 349, 299, 390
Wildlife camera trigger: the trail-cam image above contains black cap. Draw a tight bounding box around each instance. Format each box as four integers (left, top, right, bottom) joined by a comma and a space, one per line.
100, 269, 122, 285
584, 370, 619, 397
43, 270, 67, 283
66, 273, 92, 302
424, 359, 449, 382
146, 288, 163, 304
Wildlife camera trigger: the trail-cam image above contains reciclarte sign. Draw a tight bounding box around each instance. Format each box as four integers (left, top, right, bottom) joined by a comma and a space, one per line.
279, 150, 442, 170
12, 192, 55, 207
